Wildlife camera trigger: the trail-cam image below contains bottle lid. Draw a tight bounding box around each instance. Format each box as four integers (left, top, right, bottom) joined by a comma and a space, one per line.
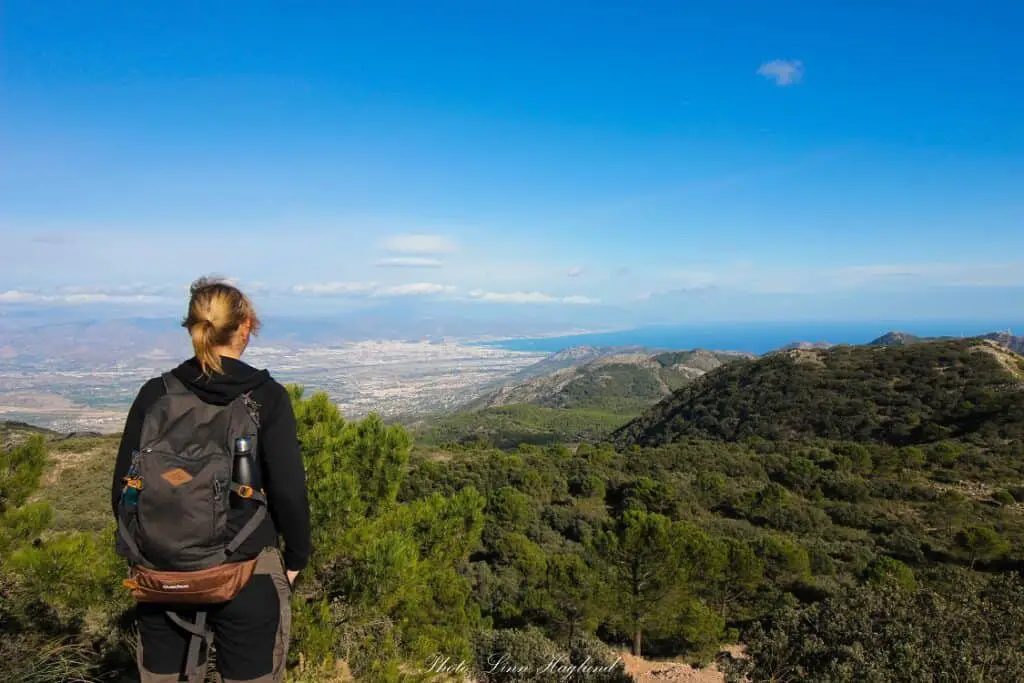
234, 436, 253, 454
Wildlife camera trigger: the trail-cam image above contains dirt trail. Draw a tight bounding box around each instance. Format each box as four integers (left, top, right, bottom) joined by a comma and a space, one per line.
618, 646, 742, 683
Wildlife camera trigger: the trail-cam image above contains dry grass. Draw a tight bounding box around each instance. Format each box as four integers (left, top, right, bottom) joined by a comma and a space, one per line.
36, 434, 121, 533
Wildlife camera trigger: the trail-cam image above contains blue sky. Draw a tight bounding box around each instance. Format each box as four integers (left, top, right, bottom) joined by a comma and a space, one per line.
1, 1, 1022, 325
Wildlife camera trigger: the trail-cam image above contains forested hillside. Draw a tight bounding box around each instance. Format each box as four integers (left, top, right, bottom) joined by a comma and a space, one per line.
3, 337, 1024, 682
415, 403, 628, 449
614, 339, 1024, 448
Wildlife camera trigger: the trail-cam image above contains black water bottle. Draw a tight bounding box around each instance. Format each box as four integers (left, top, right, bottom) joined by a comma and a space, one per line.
231, 436, 255, 511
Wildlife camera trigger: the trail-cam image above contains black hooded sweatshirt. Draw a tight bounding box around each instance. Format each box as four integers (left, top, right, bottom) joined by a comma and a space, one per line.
112, 356, 311, 571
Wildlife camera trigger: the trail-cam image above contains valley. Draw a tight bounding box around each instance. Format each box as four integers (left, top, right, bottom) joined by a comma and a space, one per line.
0, 339, 547, 432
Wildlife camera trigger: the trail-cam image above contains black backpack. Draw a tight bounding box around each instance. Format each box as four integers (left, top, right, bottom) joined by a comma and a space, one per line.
116, 372, 267, 680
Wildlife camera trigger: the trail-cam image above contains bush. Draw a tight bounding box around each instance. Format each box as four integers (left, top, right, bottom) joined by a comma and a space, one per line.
471, 629, 630, 683
472, 628, 566, 682
1, 434, 132, 683
993, 489, 1016, 506
566, 636, 633, 683
0, 435, 47, 512
653, 599, 726, 665
725, 573, 1024, 683
862, 556, 917, 592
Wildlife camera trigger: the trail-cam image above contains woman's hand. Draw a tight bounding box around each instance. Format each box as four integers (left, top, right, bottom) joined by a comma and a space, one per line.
286, 569, 299, 587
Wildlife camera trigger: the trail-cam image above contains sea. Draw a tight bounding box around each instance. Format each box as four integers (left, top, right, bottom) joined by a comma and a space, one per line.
479, 320, 1024, 356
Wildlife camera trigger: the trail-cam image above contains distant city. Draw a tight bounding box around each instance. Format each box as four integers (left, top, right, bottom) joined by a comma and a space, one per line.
0, 338, 545, 433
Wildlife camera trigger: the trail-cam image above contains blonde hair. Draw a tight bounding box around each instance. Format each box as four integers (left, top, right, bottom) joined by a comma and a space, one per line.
182, 277, 261, 376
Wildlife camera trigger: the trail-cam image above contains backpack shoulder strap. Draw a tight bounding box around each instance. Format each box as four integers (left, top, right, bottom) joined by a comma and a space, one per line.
239, 391, 262, 429
161, 372, 191, 396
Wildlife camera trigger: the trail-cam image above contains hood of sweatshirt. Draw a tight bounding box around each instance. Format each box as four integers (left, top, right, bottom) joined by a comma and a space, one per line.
170, 356, 271, 406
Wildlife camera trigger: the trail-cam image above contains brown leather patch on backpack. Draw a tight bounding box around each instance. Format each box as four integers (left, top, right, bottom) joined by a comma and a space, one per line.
160, 468, 193, 486
128, 559, 257, 604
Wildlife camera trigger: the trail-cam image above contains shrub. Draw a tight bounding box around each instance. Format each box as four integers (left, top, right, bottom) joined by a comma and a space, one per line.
992, 489, 1016, 506
725, 573, 1024, 683
565, 636, 633, 683
862, 556, 917, 592
472, 628, 565, 682
471, 629, 630, 683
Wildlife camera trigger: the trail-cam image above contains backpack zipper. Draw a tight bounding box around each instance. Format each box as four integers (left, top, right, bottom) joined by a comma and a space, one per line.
212, 478, 223, 539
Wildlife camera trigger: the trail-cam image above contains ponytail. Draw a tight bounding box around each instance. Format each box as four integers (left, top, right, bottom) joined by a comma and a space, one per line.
182, 276, 261, 376
190, 319, 222, 376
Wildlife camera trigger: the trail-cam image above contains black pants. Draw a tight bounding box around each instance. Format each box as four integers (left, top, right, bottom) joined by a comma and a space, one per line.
136, 548, 292, 683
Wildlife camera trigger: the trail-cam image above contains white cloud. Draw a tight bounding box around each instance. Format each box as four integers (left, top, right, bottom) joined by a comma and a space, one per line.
0, 289, 163, 305
567, 265, 584, 278
291, 282, 376, 295
290, 281, 454, 297
61, 293, 163, 304
288, 281, 600, 302
375, 257, 444, 268
467, 290, 600, 305
379, 234, 458, 254
376, 282, 456, 297
0, 290, 37, 302
561, 295, 601, 305
59, 283, 176, 297
757, 59, 804, 86
469, 290, 551, 303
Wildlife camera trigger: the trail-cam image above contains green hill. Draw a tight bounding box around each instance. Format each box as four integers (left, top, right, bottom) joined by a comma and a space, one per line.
469, 348, 752, 414
868, 329, 1024, 353
613, 338, 1024, 448
503, 344, 650, 381
416, 348, 751, 447
868, 331, 932, 346
0, 420, 60, 450
984, 331, 1024, 354
413, 403, 628, 448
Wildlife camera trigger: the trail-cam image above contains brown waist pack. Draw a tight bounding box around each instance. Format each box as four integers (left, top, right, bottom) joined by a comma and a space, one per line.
125, 559, 257, 604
